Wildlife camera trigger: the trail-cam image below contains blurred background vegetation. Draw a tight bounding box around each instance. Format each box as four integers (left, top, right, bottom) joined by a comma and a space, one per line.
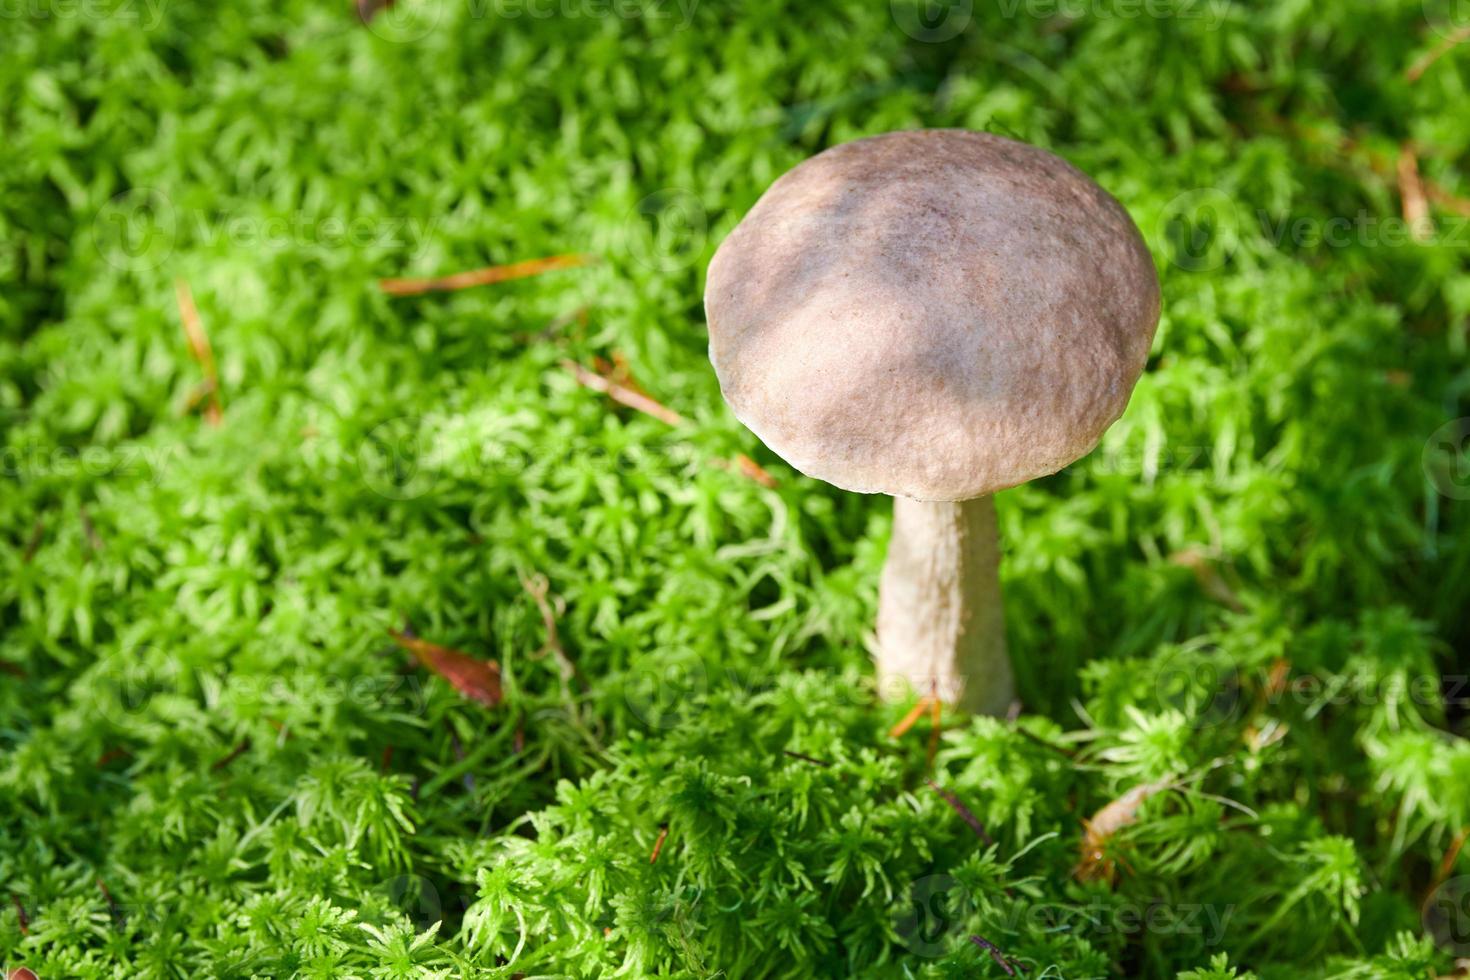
2, 0, 1470, 976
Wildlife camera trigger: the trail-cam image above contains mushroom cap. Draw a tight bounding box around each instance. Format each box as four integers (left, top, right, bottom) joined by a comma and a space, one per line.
704, 129, 1160, 501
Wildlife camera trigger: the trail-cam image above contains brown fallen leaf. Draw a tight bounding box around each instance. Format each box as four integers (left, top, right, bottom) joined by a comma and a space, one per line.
380, 253, 595, 297
175, 279, 222, 426
389, 628, 502, 708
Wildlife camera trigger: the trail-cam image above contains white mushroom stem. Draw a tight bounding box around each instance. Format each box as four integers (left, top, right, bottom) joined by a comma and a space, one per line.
876, 495, 1013, 715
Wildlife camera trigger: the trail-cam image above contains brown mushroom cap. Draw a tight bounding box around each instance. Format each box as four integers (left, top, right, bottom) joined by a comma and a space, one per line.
704, 129, 1161, 501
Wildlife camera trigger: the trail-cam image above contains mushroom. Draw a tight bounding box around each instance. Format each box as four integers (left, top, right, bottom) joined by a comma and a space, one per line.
703, 130, 1160, 714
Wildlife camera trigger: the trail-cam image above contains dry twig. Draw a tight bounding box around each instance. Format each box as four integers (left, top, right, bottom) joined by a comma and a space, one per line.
211, 738, 252, 772
650, 824, 670, 864
380, 254, 595, 297
1397, 144, 1434, 241
560, 358, 688, 427
561, 355, 781, 490
970, 935, 1019, 976
519, 572, 564, 661
526, 304, 590, 344
733, 453, 777, 488
1406, 25, 1470, 82
78, 505, 104, 553
927, 779, 995, 846
926, 692, 942, 772
97, 877, 125, 928
1423, 825, 1470, 913
888, 694, 935, 739
175, 279, 222, 426
22, 519, 44, 563
518, 571, 578, 684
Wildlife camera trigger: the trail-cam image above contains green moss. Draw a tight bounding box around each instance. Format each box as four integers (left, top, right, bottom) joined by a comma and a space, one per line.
2, 0, 1469, 976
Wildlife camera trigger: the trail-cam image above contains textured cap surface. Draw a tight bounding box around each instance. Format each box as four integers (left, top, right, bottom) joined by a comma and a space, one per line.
704, 129, 1160, 501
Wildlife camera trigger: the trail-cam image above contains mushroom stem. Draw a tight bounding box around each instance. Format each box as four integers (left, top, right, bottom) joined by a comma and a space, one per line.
876, 495, 1013, 714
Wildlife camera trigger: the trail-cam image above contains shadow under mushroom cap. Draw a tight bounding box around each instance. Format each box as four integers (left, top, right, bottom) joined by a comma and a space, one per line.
705, 129, 1161, 502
